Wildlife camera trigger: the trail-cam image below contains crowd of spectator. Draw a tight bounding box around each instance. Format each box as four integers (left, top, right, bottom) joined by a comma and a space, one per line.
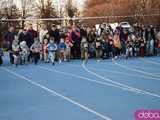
0, 23, 160, 66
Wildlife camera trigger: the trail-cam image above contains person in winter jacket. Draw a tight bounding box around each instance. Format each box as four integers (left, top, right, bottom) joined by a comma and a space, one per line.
113, 32, 121, 59
39, 25, 48, 44
81, 37, 88, 62
4, 27, 15, 64
30, 38, 42, 65
19, 41, 30, 65
58, 38, 66, 63
95, 37, 102, 62
65, 34, 73, 62
48, 37, 57, 65
42, 39, 49, 63
12, 36, 20, 66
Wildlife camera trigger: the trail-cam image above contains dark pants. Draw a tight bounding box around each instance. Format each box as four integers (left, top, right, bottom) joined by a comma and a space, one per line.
33, 52, 40, 65
9, 52, 14, 64
71, 42, 81, 59
28, 51, 33, 62
102, 49, 109, 59
0, 56, 3, 65
113, 47, 120, 57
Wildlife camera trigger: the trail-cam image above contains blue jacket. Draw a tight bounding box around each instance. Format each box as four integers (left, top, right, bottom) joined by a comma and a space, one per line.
48, 43, 57, 52
58, 42, 66, 50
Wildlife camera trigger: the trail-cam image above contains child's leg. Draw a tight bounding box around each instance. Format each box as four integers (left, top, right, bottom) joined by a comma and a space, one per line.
68, 47, 71, 61
101, 50, 105, 59
81, 49, 84, 60
40, 52, 44, 61
34, 53, 40, 65
44, 52, 48, 62
49, 52, 55, 64
84, 50, 88, 62
9, 52, 14, 64
25, 54, 28, 64
0, 56, 3, 66
157, 48, 160, 56
96, 49, 101, 61
126, 48, 129, 59
130, 48, 133, 57
13, 54, 20, 66
63, 51, 67, 61
59, 51, 63, 63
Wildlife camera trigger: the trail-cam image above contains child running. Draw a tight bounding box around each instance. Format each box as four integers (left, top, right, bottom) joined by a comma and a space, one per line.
43, 39, 49, 63
19, 41, 30, 65
58, 37, 66, 63
47, 37, 57, 65
30, 38, 42, 65
12, 36, 20, 66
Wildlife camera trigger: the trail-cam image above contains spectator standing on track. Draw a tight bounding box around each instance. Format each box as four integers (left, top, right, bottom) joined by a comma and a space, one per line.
4, 27, 15, 64
39, 25, 48, 44
156, 32, 160, 56
48, 25, 60, 44
18, 29, 28, 44
0, 47, 3, 66
87, 29, 96, 58
71, 27, 81, 59
95, 37, 102, 62
65, 33, 73, 62
26, 24, 38, 62
139, 37, 146, 57
113, 31, 121, 59
12, 36, 20, 66
101, 32, 109, 59
81, 36, 89, 62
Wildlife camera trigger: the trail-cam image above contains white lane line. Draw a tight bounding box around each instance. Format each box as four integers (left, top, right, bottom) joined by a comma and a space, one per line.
38, 64, 160, 98
100, 61, 160, 72
1, 67, 112, 120
66, 63, 160, 81
82, 61, 160, 98
37, 66, 142, 93
113, 60, 160, 78
139, 57, 160, 66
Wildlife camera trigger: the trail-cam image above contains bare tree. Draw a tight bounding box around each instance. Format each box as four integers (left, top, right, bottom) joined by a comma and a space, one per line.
0, 0, 20, 45
35, 0, 58, 27
83, 0, 160, 25
0, 0, 20, 28
20, 0, 35, 27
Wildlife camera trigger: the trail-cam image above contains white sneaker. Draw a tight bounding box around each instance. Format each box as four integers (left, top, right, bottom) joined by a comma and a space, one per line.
97, 60, 100, 62
59, 59, 62, 64
114, 56, 118, 59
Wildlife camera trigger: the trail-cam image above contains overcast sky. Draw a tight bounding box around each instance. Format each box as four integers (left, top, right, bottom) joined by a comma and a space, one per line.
73, 0, 85, 10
